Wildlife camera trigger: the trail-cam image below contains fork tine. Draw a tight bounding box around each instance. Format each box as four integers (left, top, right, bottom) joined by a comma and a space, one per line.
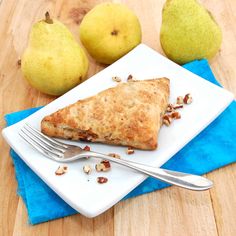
23, 125, 66, 153
25, 123, 69, 149
19, 130, 62, 161
21, 127, 63, 157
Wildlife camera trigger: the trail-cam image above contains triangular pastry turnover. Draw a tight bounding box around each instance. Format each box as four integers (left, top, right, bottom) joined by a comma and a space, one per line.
41, 78, 170, 150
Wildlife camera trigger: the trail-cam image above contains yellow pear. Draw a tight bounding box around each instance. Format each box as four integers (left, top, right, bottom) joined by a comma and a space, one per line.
160, 0, 222, 64
79, 3, 142, 64
22, 12, 89, 96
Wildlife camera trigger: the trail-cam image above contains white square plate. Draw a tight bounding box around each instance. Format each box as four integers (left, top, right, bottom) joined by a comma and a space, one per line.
2, 44, 234, 217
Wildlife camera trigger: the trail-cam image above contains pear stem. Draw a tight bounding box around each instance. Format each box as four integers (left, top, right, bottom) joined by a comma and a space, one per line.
45, 12, 53, 24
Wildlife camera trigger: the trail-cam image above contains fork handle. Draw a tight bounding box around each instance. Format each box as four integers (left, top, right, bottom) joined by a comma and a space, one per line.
88, 151, 213, 191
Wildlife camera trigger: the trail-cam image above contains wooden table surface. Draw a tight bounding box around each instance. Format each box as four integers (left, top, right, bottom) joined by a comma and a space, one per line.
1, 0, 236, 235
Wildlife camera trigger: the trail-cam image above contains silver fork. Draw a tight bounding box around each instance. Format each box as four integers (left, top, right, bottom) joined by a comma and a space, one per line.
19, 124, 213, 191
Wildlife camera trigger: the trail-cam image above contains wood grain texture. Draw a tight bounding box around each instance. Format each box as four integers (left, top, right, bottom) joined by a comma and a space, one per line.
115, 183, 218, 236
0, 0, 236, 235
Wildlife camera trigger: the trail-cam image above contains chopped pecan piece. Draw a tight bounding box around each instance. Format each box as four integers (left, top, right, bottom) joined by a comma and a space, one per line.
183, 93, 193, 104
126, 147, 135, 155
108, 153, 121, 159
166, 104, 174, 113
163, 114, 172, 126
83, 165, 92, 174
173, 104, 183, 110
127, 74, 134, 81
83, 145, 91, 151
83, 145, 91, 159
176, 96, 184, 105
170, 111, 181, 120
55, 165, 68, 175
101, 160, 111, 168
112, 76, 122, 82
95, 160, 111, 172
97, 177, 108, 184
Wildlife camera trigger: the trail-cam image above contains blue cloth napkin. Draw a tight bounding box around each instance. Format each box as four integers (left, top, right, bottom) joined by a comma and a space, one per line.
4, 59, 236, 225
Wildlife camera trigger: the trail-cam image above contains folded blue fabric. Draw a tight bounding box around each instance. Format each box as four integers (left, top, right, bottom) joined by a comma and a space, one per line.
4, 59, 236, 225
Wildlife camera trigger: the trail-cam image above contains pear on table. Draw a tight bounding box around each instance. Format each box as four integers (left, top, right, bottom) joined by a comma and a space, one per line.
22, 12, 88, 96
79, 3, 142, 64
160, 0, 222, 64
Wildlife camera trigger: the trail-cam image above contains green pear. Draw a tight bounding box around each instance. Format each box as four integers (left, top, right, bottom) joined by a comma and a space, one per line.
22, 12, 89, 96
160, 0, 222, 64
79, 3, 142, 64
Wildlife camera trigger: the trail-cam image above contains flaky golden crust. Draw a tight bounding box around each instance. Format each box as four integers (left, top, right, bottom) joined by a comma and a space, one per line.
41, 78, 170, 150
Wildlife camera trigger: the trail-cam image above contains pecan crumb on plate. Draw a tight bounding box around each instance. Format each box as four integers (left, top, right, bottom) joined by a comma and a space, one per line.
97, 177, 108, 184
176, 96, 184, 105
163, 114, 172, 126
95, 160, 111, 172
173, 104, 183, 110
83, 145, 91, 151
127, 74, 134, 81
83, 165, 92, 174
126, 147, 135, 155
183, 93, 193, 104
166, 104, 174, 113
170, 111, 181, 120
108, 153, 121, 159
112, 76, 122, 82
55, 165, 68, 175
